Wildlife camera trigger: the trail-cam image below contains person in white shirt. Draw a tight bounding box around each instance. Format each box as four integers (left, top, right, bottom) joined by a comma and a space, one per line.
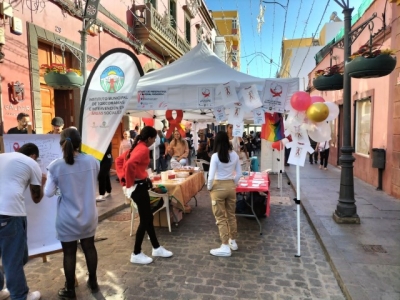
119, 131, 133, 156
207, 131, 242, 257
148, 133, 161, 172
0, 143, 45, 300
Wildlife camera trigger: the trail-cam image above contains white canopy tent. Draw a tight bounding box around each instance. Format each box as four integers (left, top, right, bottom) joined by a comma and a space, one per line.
126, 41, 299, 121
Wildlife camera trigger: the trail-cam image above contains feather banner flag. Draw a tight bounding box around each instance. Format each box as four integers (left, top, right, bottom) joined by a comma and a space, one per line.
260, 112, 285, 142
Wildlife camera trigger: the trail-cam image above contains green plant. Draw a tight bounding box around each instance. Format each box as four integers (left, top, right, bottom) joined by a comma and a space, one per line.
350, 44, 395, 60
41, 63, 82, 76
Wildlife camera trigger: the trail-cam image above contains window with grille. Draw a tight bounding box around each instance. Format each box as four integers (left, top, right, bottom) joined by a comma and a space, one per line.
185, 18, 191, 43
169, 0, 177, 29
354, 98, 371, 156
231, 50, 238, 62
232, 19, 237, 29
148, 0, 157, 9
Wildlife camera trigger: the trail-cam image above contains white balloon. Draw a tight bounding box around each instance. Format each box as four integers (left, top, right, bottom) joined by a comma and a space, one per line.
307, 121, 331, 142
285, 110, 306, 134
154, 119, 163, 130
324, 102, 339, 122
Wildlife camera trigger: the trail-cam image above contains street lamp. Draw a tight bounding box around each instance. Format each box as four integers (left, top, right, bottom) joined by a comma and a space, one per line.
80, 0, 101, 84
261, 1, 287, 10
332, 0, 377, 223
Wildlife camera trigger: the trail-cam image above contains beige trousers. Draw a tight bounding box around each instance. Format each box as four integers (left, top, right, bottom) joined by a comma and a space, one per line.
209, 180, 237, 244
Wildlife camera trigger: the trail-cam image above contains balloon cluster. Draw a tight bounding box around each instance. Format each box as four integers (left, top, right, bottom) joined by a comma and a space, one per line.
272, 91, 340, 167
287, 92, 339, 143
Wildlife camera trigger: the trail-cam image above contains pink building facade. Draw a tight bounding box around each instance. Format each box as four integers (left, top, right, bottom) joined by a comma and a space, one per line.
308, 0, 400, 198
0, 0, 215, 158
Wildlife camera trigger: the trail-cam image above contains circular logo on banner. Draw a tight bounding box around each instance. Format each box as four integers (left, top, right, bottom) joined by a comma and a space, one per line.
100, 66, 125, 93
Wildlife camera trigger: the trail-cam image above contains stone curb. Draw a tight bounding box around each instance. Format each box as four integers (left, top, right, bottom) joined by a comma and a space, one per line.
98, 203, 129, 222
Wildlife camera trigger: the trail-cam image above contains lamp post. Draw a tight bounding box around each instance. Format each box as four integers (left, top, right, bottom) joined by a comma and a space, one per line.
332, 1, 376, 223
81, 0, 101, 84
261, 1, 287, 10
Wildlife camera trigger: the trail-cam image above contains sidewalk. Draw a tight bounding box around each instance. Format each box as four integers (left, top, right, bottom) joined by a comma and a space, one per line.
284, 163, 400, 300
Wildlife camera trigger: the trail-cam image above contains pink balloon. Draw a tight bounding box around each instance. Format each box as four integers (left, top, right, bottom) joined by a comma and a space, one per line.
272, 141, 283, 151
310, 96, 325, 104
290, 92, 311, 111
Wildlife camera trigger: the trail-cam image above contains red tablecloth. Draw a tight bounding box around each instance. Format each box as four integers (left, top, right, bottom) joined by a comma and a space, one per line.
236, 172, 270, 218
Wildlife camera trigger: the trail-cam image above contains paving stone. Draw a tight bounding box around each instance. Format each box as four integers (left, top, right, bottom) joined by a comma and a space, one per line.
21, 174, 347, 299
193, 284, 214, 294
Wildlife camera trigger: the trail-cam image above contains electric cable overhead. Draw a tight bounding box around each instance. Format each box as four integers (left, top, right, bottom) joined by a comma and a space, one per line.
277, 0, 290, 74
249, 0, 261, 76
296, 0, 330, 78
235, 0, 248, 73
240, 51, 291, 77
290, 0, 302, 40
289, 0, 316, 69
269, 3, 276, 77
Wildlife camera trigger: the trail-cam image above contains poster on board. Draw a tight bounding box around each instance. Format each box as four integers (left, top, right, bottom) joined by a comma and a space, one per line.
80, 48, 144, 161
2, 134, 62, 256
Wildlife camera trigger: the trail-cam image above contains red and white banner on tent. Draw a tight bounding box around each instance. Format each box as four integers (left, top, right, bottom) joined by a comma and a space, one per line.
80, 48, 143, 160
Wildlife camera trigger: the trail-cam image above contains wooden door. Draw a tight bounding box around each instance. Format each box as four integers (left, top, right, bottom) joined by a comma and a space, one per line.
55, 90, 75, 128
111, 122, 124, 169
40, 85, 55, 134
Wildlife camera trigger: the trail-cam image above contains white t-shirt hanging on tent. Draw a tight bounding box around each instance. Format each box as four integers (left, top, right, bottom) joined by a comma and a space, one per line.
228, 103, 245, 124
290, 126, 310, 145
286, 142, 314, 167
253, 108, 265, 125
239, 84, 262, 110
232, 122, 244, 137
262, 80, 289, 113
216, 81, 240, 106
197, 87, 215, 108
214, 105, 227, 123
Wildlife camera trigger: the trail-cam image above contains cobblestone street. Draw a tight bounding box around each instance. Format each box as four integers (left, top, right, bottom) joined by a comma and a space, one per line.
24, 174, 346, 300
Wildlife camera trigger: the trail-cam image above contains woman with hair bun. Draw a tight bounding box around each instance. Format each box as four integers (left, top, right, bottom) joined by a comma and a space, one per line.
115, 126, 173, 265
44, 128, 100, 298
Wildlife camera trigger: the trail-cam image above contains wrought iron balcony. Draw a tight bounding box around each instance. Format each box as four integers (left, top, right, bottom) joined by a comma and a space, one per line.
132, 3, 191, 60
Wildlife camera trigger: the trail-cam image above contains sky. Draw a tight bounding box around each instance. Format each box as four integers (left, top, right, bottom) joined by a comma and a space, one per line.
204, 0, 365, 78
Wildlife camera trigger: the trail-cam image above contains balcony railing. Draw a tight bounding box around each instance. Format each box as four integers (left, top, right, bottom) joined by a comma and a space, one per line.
133, 4, 191, 57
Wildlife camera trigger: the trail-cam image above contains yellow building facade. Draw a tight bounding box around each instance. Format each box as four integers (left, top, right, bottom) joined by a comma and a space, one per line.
211, 10, 241, 70
279, 38, 316, 78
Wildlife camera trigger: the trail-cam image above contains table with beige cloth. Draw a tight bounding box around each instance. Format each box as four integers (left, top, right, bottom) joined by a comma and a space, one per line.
153, 172, 205, 213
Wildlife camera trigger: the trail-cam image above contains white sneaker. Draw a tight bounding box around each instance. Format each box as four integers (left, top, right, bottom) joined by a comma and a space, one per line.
105, 192, 112, 198
96, 195, 105, 201
130, 252, 153, 264
210, 244, 231, 257
152, 246, 173, 258
228, 239, 238, 251
27, 291, 41, 300
0, 289, 10, 300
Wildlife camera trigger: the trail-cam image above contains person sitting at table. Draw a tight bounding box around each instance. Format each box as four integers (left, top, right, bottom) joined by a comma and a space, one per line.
196, 143, 210, 172
167, 130, 189, 167
115, 126, 173, 265
207, 131, 242, 257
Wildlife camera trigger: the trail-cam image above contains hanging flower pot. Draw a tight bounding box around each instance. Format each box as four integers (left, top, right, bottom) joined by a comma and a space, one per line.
313, 73, 343, 91
346, 46, 396, 79
313, 64, 343, 91
41, 64, 83, 90
346, 55, 396, 78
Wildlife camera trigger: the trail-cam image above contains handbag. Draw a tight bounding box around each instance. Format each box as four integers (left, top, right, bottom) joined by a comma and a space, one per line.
149, 184, 167, 212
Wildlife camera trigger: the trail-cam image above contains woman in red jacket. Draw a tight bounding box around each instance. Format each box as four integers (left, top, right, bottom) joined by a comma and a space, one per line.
115, 126, 173, 264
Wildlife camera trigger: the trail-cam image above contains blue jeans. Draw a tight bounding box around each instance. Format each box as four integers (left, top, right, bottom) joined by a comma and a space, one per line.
157, 155, 168, 173
0, 215, 29, 300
